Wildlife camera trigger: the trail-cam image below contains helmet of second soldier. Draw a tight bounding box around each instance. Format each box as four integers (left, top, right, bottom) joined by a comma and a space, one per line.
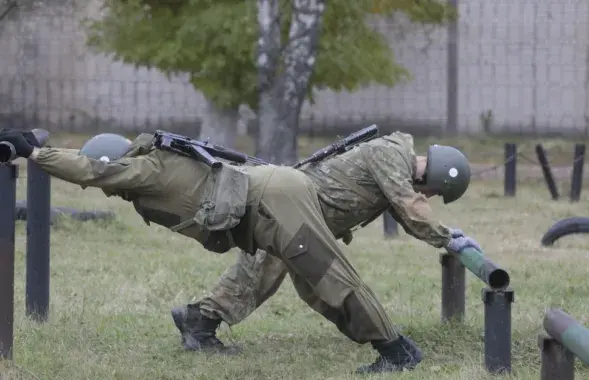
424, 145, 471, 204
78, 133, 132, 162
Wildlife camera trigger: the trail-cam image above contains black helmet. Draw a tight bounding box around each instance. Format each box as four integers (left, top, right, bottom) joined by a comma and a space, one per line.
78, 133, 131, 162
425, 145, 471, 204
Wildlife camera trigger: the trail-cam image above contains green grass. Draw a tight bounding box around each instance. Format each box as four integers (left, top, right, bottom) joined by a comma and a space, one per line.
2, 153, 589, 379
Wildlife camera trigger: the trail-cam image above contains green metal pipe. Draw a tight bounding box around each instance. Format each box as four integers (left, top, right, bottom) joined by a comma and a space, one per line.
544, 308, 589, 365
448, 247, 510, 290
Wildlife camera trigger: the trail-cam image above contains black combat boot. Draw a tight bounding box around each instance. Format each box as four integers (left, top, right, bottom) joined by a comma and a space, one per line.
171, 303, 240, 355
355, 336, 423, 374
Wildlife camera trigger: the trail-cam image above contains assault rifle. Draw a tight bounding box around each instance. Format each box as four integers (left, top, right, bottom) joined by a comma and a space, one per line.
152, 124, 379, 170
152, 130, 268, 170
293, 124, 379, 168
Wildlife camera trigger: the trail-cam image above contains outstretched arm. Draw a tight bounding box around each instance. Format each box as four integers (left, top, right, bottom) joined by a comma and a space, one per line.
29, 147, 162, 194
363, 145, 452, 248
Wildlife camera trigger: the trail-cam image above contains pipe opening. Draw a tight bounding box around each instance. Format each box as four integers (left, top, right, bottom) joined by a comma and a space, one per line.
488, 269, 510, 289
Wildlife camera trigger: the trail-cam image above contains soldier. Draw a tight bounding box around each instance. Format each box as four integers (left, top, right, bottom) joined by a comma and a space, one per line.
0, 128, 480, 375
179, 131, 479, 373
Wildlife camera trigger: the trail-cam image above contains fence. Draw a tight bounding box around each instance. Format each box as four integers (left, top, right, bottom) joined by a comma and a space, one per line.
1, 0, 589, 136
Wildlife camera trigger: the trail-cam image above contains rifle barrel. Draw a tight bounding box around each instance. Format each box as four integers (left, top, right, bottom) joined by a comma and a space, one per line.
293, 124, 379, 169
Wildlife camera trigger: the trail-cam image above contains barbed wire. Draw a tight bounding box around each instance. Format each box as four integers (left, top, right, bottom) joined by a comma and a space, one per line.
471, 144, 586, 178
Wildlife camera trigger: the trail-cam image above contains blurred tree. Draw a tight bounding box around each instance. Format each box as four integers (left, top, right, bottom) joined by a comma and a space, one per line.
256, 0, 325, 164
84, 0, 453, 158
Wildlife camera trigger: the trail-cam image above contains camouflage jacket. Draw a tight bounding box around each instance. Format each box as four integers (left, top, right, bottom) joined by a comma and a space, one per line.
301, 132, 452, 248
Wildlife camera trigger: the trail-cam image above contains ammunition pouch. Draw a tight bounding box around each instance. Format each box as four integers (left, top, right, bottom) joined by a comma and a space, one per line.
170, 164, 249, 253
194, 164, 249, 231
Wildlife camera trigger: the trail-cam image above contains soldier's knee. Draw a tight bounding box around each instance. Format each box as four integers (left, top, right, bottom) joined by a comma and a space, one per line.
283, 222, 336, 286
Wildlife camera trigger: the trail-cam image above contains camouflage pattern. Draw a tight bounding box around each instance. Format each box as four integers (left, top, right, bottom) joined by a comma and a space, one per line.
199, 250, 286, 325
199, 131, 454, 325
303, 131, 452, 247
199, 251, 286, 324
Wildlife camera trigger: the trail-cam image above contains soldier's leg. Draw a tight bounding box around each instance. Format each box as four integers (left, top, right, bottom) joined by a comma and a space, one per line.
171, 249, 288, 353
288, 271, 369, 341
199, 249, 288, 324
254, 167, 422, 374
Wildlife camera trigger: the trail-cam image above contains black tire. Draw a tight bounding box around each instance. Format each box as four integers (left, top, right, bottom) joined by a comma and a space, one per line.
541, 217, 589, 246
14, 200, 115, 224
51, 206, 115, 222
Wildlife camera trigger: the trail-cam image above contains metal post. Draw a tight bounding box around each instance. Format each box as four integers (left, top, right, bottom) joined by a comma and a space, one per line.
543, 308, 589, 365
383, 211, 398, 238
538, 335, 575, 380
536, 144, 560, 200
482, 288, 514, 374
446, 0, 458, 135
440, 253, 465, 323
504, 143, 517, 197
26, 161, 51, 322
0, 163, 18, 360
569, 144, 585, 202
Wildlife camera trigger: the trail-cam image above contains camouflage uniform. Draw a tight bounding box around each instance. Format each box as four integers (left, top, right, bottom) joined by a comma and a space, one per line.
197, 132, 453, 325
26, 133, 441, 345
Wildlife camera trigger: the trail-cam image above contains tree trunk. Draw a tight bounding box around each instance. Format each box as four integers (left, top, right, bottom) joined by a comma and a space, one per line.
198, 98, 238, 149
255, 0, 326, 165
255, 0, 282, 163
257, 86, 299, 164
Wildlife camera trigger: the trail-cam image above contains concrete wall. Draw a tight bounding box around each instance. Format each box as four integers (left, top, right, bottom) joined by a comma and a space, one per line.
0, 0, 587, 136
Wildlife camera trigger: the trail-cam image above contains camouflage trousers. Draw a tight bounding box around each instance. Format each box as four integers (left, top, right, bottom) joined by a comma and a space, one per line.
198, 248, 291, 325
198, 166, 398, 343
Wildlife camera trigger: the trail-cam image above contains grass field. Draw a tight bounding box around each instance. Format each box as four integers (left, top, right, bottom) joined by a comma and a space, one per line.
2, 137, 589, 379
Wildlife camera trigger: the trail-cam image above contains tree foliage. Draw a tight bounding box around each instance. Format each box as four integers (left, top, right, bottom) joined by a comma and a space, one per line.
84, 0, 453, 111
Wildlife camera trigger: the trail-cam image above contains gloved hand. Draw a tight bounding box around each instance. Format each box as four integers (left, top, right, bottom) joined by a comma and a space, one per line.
0, 128, 41, 147
446, 235, 482, 253
0, 131, 35, 158
448, 228, 464, 238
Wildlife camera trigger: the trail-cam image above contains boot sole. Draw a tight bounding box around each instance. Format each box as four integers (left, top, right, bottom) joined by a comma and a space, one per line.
171, 307, 186, 334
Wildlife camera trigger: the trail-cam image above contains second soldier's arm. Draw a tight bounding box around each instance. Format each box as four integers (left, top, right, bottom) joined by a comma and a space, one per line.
363, 145, 452, 248
28, 147, 162, 194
